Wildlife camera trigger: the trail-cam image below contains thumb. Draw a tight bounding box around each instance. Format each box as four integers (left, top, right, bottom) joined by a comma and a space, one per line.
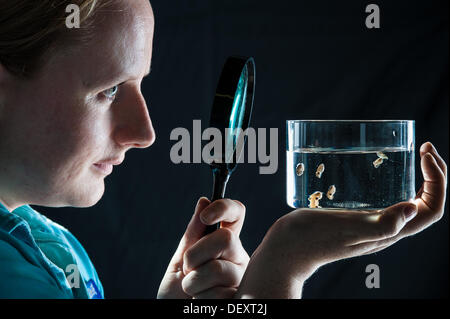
376, 202, 418, 239
180, 197, 211, 248
167, 197, 211, 271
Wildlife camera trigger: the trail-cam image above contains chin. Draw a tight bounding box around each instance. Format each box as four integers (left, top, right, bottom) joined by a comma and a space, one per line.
64, 182, 105, 208
74, 196, 102, 208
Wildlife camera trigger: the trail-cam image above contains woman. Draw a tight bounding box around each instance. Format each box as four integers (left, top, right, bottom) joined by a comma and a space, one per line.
0, 0, 249, 299
0, 0, 446, 299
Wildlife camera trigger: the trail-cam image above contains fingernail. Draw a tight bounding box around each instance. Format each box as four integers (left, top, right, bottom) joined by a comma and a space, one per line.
420, 143, 428, 153
200, 213, 215, 225
421, 142, 435, 154
403, 205, 417, 222
204, 210, 217, 224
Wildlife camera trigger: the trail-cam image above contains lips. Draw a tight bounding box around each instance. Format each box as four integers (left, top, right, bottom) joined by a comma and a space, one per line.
93, 157, 124, 175
93, 163, 113, 175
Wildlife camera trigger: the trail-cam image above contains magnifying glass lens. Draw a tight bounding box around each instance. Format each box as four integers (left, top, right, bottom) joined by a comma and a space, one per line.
226, 65, 248, 163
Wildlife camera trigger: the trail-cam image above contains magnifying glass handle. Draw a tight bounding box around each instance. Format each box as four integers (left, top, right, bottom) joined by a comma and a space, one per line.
204, 168, 230, 236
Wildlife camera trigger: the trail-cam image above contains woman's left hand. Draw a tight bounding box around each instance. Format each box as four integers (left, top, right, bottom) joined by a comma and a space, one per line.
235, 141, 447, 298
361, 141, 447, 251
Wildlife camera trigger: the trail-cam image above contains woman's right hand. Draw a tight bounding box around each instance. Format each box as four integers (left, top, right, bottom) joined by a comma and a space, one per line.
235, 142, 447, 299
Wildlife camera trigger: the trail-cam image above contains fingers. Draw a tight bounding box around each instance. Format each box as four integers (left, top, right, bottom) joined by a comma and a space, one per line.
392, 142, 447, 238
417, 142, 447, 213
183, 197, 213, 245
183, 227, 249, 274
181, 199, 247, 298
345, 207, 410, 255
159, 197, 248, 299
419, 151, 447, 214
173, 196, 246, 266
353, 143, 447, 247
199, 199, 246, 235
348, 143, 448, 253
165, 197, 211, 273
181, 259, 244, 297
420, 142, 447, 178
348, 202, 417, 245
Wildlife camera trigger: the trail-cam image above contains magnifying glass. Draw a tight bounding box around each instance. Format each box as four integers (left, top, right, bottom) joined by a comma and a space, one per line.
204, 56, 256, 235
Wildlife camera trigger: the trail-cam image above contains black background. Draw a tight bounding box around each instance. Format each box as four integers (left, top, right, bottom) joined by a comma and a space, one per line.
39, 0, 448, 298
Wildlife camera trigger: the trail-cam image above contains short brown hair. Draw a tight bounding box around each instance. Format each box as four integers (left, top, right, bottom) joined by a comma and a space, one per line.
0, 0, 112, 78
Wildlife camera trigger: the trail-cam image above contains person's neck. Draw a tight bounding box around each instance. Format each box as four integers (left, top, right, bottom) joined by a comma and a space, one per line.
0, 195, 22, 212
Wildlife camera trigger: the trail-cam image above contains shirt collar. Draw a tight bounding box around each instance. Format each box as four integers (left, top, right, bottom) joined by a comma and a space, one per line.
0, 202, 41, 248
0, 201, 25, 234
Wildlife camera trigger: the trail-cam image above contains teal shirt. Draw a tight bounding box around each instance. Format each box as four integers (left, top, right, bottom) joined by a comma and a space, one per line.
0, 202, 104, 299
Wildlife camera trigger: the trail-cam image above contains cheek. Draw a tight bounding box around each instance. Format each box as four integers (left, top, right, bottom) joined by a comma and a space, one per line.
34, 99, 111, 184
59, 113, 110, 171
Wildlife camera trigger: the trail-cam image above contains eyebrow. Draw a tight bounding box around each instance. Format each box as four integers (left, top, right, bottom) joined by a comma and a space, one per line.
119, 66, 151, 82
85, 66, 152, 90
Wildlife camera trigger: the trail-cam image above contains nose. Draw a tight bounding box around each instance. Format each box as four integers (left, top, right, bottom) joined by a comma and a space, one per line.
113, 88, 156, 149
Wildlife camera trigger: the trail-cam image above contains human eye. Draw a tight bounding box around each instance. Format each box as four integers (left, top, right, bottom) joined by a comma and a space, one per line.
102, 85, 119, 100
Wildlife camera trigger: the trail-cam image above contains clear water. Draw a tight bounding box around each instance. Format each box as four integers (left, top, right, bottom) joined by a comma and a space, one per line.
286, 147, 415, 210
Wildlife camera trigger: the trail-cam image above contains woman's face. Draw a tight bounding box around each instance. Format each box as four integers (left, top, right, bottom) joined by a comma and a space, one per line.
0, 0, 155, 209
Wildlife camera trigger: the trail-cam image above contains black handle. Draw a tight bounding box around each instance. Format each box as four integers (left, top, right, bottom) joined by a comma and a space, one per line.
204, 168, 230, 236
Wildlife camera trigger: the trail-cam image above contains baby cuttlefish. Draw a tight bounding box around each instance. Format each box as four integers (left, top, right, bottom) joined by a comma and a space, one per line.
373, 157, 384, 168
308, 191, 323, 208
377, 151, 388, 160
296, 163, 305, 176
373, 151, 388, 168
315, 163, 325, 178
326, 185, 336, 200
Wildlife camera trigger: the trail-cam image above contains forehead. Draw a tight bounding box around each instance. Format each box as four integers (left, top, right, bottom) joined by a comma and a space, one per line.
71, 0, 154, 88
